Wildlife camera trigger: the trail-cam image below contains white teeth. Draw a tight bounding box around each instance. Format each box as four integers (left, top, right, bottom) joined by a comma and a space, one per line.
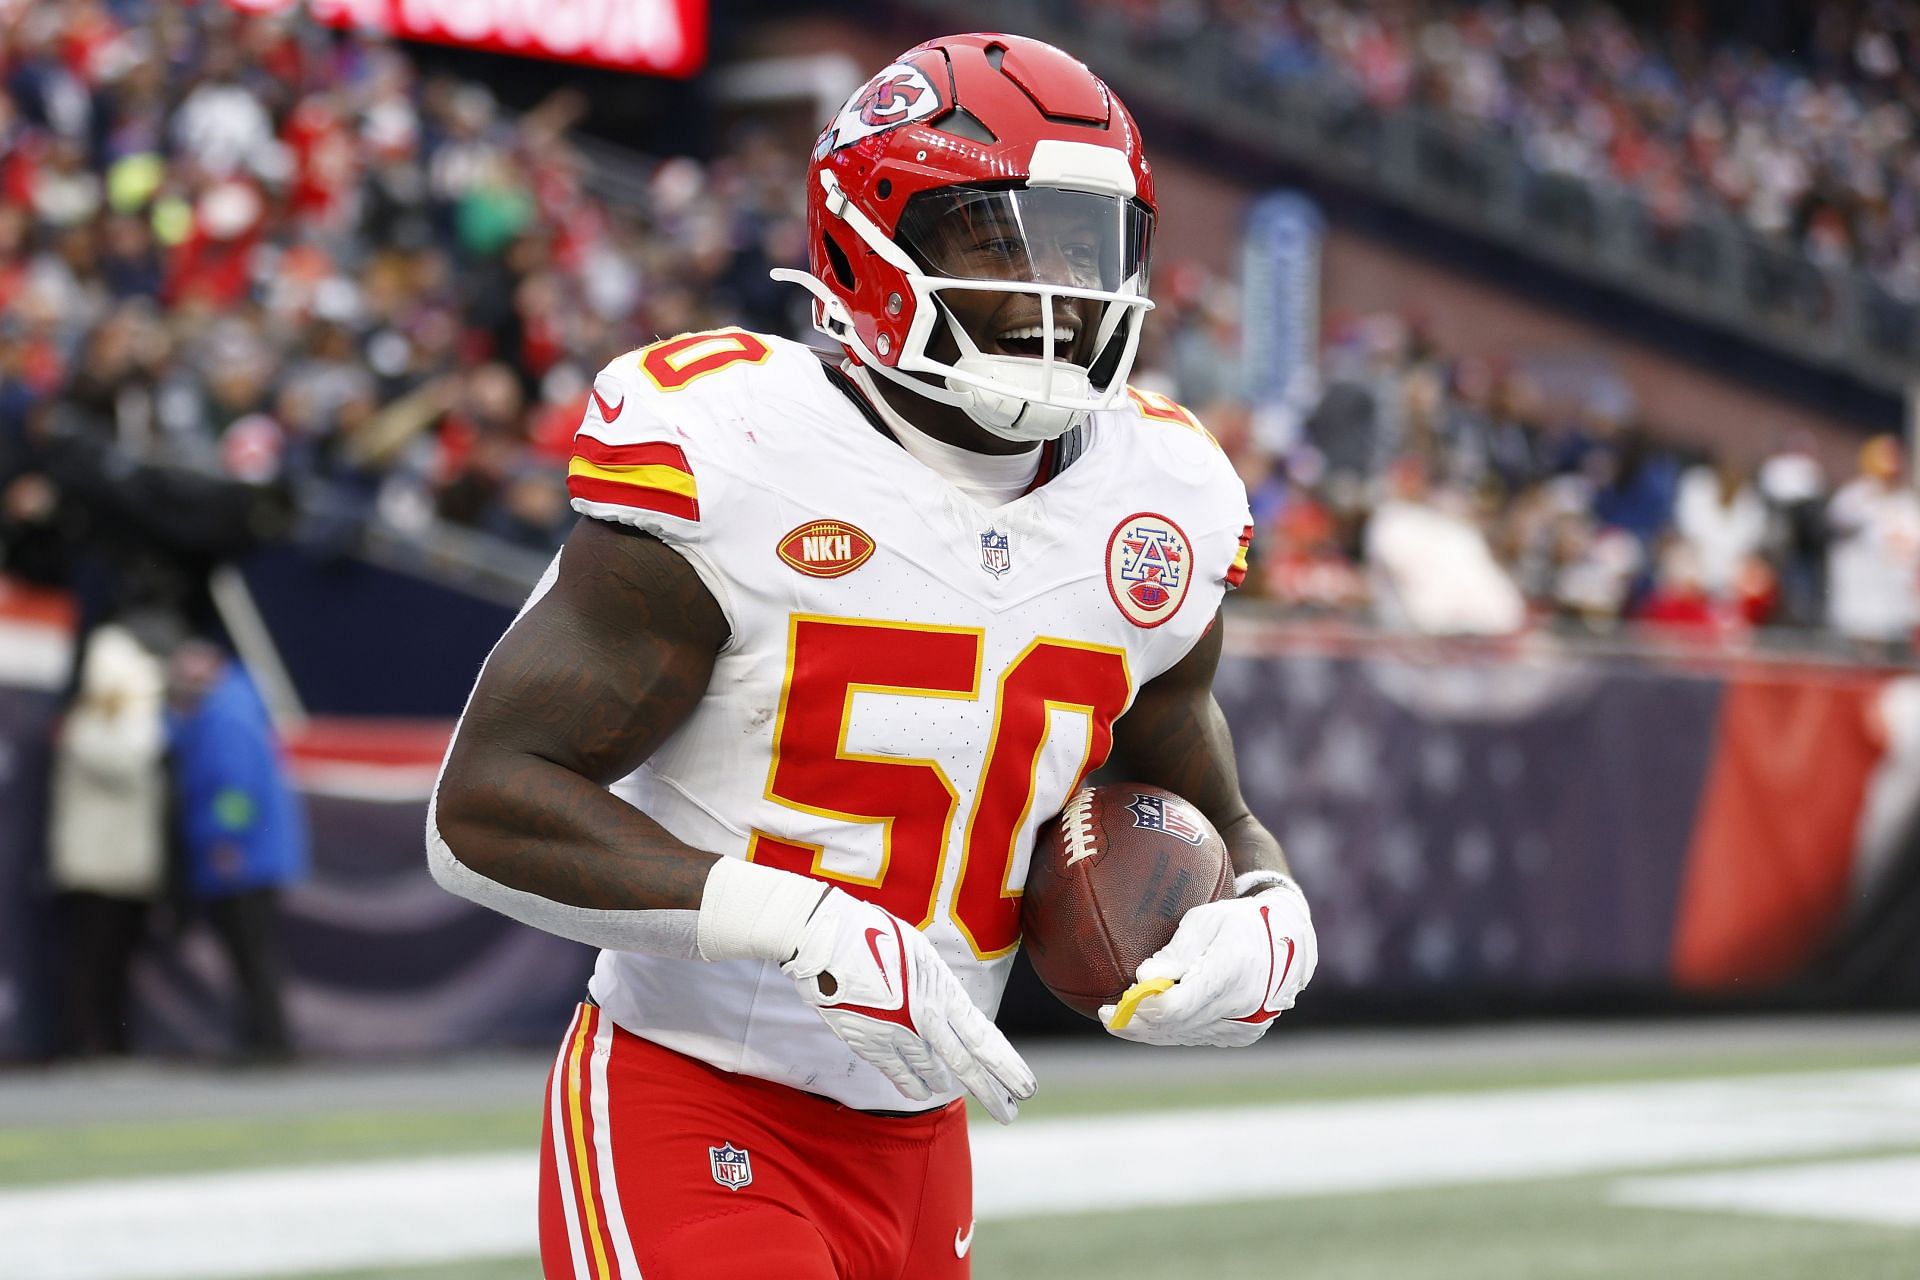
999, 326, 1076, 343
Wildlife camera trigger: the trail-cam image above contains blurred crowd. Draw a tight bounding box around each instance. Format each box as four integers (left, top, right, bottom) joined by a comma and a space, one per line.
0, 0, 809, 603
1143, 284, 1920, 656
1072, 0, 1920, 293
4, 0, 1918, 663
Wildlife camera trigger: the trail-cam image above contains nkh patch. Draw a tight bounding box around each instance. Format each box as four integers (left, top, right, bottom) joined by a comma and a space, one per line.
980, 527, 1011, 577
709, 1142, 753, 1190
1126, 792, 1207, 846
778, 519, 875, 579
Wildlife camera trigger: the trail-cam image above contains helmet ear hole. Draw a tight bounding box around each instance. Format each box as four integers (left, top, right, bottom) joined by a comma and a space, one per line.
823, 231, 856, 290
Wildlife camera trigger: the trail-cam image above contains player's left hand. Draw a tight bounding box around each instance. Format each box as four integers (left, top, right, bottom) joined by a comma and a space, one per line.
1098, 875, 1317, 1047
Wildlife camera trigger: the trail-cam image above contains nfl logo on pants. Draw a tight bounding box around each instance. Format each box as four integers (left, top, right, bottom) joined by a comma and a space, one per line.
709, 1142, 753, 1190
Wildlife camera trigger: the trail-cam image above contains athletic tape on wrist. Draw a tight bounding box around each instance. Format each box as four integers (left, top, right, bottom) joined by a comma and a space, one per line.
1233, 869, 1305, 906
696, 856, 830, 963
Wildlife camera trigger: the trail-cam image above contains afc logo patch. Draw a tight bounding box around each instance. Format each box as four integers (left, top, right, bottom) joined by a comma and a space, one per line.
1126, 792, 1207, 846
709, 1142, 753, 1190
980, 527, 1011, 577
1106, 512, 1193, 628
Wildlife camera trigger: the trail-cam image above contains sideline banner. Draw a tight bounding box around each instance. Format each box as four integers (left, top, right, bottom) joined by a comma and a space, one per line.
2, 632, 1913, 1056
1240, 191, 1324, 449
229, 0, 709, 78
0, 689, 57, 1059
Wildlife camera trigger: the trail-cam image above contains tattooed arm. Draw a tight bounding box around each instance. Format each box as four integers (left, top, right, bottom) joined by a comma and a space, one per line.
433, 516, 730, 912
1109, 610, 1289, 882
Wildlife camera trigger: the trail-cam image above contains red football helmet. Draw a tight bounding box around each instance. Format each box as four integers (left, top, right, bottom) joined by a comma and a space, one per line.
773, 33, 1157, 442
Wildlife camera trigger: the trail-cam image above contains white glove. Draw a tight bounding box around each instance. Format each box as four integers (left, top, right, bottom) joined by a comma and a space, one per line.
1099, 873, 1317, 1048
697, 857, 1035, 1123
783, 888, 1035, 1123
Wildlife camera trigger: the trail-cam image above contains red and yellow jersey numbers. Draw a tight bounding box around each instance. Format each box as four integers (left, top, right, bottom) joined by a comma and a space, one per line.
1126, 385, 1220, 450
748, 617, 1132, 959
638, 329, 771, 392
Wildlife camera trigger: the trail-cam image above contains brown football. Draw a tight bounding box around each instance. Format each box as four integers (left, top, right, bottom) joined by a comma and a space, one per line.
1021, 783, 1234, 1019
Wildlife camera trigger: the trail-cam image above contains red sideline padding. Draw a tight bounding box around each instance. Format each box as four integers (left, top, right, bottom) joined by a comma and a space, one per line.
0, 579, 75, 628
284, 717, 454, 768
1671, 674, 1886, 990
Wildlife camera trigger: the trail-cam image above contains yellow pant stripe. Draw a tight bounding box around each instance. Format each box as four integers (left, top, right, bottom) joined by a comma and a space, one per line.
566, 1010, 613, 1280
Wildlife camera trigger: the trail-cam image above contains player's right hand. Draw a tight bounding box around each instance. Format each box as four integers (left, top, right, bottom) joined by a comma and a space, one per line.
781, 888, 1036, 1124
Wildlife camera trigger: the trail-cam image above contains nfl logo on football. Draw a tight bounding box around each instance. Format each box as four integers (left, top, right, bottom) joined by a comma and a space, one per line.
980, 528, 1012, 577
709, 1142, 753, 1190
1126, 793, 1207, 845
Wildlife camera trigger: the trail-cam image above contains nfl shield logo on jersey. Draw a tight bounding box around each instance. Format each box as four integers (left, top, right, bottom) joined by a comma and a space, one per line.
980, 528, 1012, 577
1126, 792, 1207, 845
709, 1142, 753, 1190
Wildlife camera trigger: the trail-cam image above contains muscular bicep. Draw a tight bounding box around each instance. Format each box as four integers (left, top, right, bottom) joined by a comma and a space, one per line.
453, 517, 728, 784
1112, 612, 1288, 877
1111, 615, 1246, 826
430, 518, 731, 913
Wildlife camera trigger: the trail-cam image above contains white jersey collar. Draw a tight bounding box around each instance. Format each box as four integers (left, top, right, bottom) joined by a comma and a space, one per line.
842, 362, 1042, 509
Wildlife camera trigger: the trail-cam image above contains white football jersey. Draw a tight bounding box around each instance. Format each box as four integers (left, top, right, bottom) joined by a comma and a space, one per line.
560, 329, 1251, 1111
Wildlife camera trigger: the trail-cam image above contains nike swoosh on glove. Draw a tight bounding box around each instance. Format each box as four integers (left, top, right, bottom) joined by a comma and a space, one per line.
1099, 877, 1318, 1047
784, 888, 1037, 1123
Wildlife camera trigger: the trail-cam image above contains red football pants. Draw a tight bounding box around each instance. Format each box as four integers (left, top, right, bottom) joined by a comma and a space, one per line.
538, 1003, 976, 1279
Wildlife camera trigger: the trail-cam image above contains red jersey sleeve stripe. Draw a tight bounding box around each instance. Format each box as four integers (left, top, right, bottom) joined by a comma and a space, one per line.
568, 474, 701, 522
573, 437, 691, 470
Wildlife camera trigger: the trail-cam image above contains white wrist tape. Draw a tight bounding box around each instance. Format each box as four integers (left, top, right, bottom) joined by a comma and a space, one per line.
1234, 869, 1306, 906
695, 856, 830, 963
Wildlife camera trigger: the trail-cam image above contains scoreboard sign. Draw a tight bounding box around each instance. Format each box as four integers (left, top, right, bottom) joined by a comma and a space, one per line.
232, 0, 708, 78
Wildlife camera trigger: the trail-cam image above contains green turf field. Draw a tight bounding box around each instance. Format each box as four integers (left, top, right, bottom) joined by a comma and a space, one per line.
4, 1026, 1917, 1280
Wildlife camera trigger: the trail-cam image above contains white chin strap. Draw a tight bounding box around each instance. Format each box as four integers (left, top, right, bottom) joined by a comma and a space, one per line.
943, 353, 1089, 442
771, 266, 1096, 443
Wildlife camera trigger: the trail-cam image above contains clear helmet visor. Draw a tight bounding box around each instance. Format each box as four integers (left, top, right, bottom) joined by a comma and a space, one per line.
898, 185, 1153, 295
894, 185, 1154, 413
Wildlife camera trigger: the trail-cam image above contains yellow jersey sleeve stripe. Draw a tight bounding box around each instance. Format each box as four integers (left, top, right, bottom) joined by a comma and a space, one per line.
567, 458, 699, 499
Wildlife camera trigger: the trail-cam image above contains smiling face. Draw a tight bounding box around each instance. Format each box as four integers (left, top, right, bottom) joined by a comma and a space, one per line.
929, 203, 1102, 365
898, 185, 1148, 372
849, 182, 1155, 452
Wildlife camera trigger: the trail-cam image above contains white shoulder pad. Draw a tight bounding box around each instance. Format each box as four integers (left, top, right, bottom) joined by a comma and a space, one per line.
1116, 386, 1255, 590
568, 328, 813, 542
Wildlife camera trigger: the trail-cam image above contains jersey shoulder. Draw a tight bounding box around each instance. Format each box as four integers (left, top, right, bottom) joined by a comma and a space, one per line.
1105, 385, 1244, 500
589, 329, 833, 441
1099, 386, 1253, 590
568, 330, 836, 537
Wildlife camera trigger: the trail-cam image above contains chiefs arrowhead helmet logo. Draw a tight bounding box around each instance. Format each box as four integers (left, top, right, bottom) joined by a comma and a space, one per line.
819, 63, 942, 155
856, 73, 926, 125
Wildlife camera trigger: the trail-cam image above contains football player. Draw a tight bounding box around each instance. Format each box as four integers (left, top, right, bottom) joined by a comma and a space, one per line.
430, 32, 1318, 1280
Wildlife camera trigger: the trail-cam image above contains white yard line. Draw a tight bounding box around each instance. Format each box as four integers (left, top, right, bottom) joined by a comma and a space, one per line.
978, 1065, 1920, 1216
4, 1066, 1919, 1279
0, 1155, 534, 1280
1613, 1154, 1920, 1227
